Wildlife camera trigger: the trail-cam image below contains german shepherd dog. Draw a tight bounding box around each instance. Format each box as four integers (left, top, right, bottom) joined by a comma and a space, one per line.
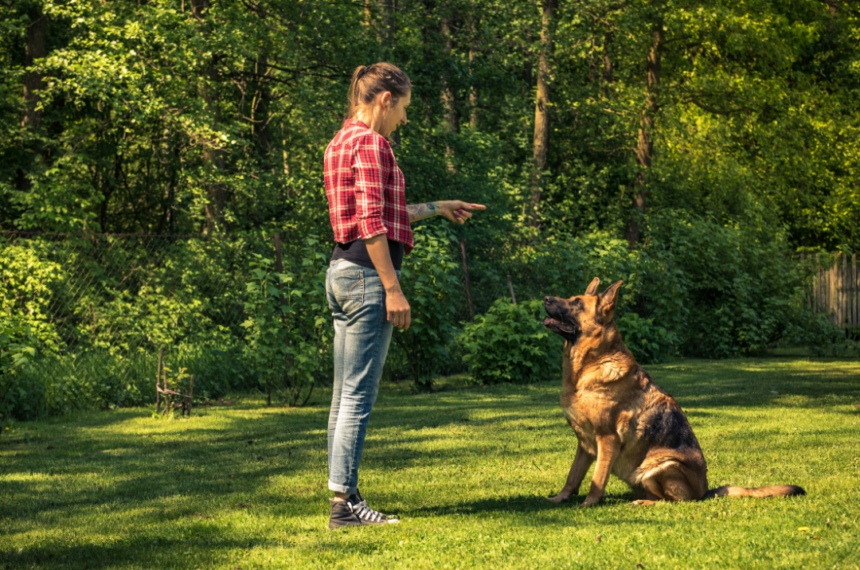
542, 278, 805, 506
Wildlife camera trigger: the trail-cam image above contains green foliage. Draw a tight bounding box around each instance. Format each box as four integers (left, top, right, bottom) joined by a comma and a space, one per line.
460, 299, 559, 385
647, 210, 809, 357
0, 325, 40, 430
784, 310, 860, 358
394, 225, 462, 390
616, 312, 680, 365
460, 229, 687, 364
1, 0, 857, 414
242, 236, 331, 406
0, 241, 64, 351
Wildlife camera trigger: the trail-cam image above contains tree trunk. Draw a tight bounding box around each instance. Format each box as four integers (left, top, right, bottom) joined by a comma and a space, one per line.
624, 16, 663, 248
421, 0, 439, 129
21, 9, 46, 131
601, 32, 614, 90
528, 0, 556, 228
468, 6, 480, 130
522, 1, 534, 97
254, 55, 271, 163
440, 3, 459, 170
17, 6, 47, 193
379, 0, 401, 146
441, 7, 460, 135
192, 0, 228, 234
364, 0, 374, 26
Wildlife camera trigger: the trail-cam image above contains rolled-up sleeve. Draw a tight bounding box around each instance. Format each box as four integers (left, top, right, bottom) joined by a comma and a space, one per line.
353, 134, 390, 240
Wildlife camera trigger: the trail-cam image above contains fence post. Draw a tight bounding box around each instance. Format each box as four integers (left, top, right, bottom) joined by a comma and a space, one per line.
188, 374, 194, 417
816, 253, 821, 315
507, 274, 517, 305
162, 363, 170, 415
801, 253, 809, 309
841, 253, 847, 329
156, 346, 163, 413
460, 239, 474, 322
832, 253, 838, 326
851, 253, 860, 327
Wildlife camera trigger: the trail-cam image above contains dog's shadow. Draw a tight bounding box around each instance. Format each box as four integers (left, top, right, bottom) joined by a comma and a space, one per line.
404, 491, 641, 519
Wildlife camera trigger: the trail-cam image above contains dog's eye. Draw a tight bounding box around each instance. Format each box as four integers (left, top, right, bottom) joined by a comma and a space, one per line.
571, 298, 582, 308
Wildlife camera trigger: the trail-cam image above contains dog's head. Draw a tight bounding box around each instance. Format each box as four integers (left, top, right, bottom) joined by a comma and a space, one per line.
543, 277, 623, 344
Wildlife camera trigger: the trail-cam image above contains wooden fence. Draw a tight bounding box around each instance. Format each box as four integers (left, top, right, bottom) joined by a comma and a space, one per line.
802, 252, 859, 331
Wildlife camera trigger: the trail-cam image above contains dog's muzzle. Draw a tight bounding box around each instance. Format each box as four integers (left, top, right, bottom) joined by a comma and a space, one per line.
543, 317, 577, 334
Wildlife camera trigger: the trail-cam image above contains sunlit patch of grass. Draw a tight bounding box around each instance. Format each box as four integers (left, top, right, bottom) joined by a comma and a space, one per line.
1, 357, 859, 569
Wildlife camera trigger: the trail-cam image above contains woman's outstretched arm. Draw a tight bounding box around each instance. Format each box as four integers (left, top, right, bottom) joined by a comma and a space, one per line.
407, 200, 486, 224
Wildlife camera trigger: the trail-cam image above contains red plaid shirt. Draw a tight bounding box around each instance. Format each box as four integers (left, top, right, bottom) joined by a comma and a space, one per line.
324, 119, 413, 254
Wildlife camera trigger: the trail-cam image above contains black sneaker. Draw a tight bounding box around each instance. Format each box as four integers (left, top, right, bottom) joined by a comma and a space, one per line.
328, 494, 400, 529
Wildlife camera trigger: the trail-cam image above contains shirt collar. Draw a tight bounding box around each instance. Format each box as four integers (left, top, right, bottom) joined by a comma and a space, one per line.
344, 118, 370, 129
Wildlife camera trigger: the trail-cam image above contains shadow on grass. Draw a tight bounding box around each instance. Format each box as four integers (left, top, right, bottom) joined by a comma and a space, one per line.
400, 491, 687, 522
0, 534, 274, 569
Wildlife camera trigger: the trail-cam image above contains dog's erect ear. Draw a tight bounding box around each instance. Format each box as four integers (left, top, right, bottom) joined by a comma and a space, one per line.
584, 277, 600, 296
598, 280, 623, 320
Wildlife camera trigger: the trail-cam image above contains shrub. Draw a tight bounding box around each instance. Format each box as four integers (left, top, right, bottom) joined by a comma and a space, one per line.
242, 235, 331, 406
394, 225, 462, 389
616, 312, 681, 365
0, 242, 64, 351
460, 299, 560, 385
784, 309, 860, 358
459, 230, 687, 364
646, 210, 808, 357
0, 325, 43, 428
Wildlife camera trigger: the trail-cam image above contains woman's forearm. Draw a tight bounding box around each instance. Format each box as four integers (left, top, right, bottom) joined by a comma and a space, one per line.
364, 234, 401, 292
409, 200, 485, 224
407, 202, 440, 222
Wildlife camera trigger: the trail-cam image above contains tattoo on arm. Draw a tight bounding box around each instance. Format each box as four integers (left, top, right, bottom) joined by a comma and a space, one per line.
407, 201, 439, 222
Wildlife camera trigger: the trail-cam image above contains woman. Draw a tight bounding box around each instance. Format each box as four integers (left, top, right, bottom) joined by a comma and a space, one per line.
324, 62, 485, 529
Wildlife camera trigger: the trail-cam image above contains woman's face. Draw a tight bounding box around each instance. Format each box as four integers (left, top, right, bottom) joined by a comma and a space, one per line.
380, 90, 411, 138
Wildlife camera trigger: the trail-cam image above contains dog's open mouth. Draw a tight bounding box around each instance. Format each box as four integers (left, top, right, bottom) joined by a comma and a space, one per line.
543, 317, 577, 335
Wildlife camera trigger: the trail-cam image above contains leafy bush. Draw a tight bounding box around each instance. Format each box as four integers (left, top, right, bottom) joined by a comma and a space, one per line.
459, 230, 687, 364
459, 299, 560, 385
646, 210, 808, 357
393, 225, 462, 389
0, 325, 42, 428
616, 312, 681, 364
784, 310, 860, 358
0, 242, 64, 351
242, 235, 331, 406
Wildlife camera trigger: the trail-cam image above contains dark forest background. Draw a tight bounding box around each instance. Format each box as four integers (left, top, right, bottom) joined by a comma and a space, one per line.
1, 0, 858, 251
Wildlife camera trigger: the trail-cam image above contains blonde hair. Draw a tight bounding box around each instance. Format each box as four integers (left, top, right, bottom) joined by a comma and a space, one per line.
346, 62, 411, 121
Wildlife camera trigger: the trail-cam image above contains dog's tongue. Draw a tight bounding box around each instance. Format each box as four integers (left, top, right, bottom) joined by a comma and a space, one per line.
543, 317, 556, 326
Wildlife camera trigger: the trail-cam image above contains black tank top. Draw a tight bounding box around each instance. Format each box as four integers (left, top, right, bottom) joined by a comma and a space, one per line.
330, 238, 405, 271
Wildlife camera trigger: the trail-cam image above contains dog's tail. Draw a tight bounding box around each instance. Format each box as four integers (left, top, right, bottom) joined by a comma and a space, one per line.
704, 484, 805, 499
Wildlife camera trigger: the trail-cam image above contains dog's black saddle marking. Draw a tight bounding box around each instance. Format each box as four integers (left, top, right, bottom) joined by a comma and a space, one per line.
641, 407, 699, 450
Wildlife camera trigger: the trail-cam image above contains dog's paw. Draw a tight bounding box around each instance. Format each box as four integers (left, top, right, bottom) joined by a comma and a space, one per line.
630, 500, 659, 506
546, 493, 571, 503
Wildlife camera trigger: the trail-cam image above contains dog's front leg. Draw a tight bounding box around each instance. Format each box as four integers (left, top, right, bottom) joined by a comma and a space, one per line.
548, 441, 594, 503
580, 435, 620, 507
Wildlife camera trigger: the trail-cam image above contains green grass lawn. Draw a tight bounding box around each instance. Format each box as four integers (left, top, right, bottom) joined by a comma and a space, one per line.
2, 357, 859, 569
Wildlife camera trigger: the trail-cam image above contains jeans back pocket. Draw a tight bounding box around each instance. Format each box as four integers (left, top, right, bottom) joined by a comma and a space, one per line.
332, 268, 364, 314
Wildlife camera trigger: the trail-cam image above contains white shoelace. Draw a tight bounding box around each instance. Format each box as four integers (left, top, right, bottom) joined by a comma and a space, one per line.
350, 499, 400, 524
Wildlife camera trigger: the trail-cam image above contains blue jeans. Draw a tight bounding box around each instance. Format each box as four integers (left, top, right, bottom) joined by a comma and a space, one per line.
325, 259, 397, 494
